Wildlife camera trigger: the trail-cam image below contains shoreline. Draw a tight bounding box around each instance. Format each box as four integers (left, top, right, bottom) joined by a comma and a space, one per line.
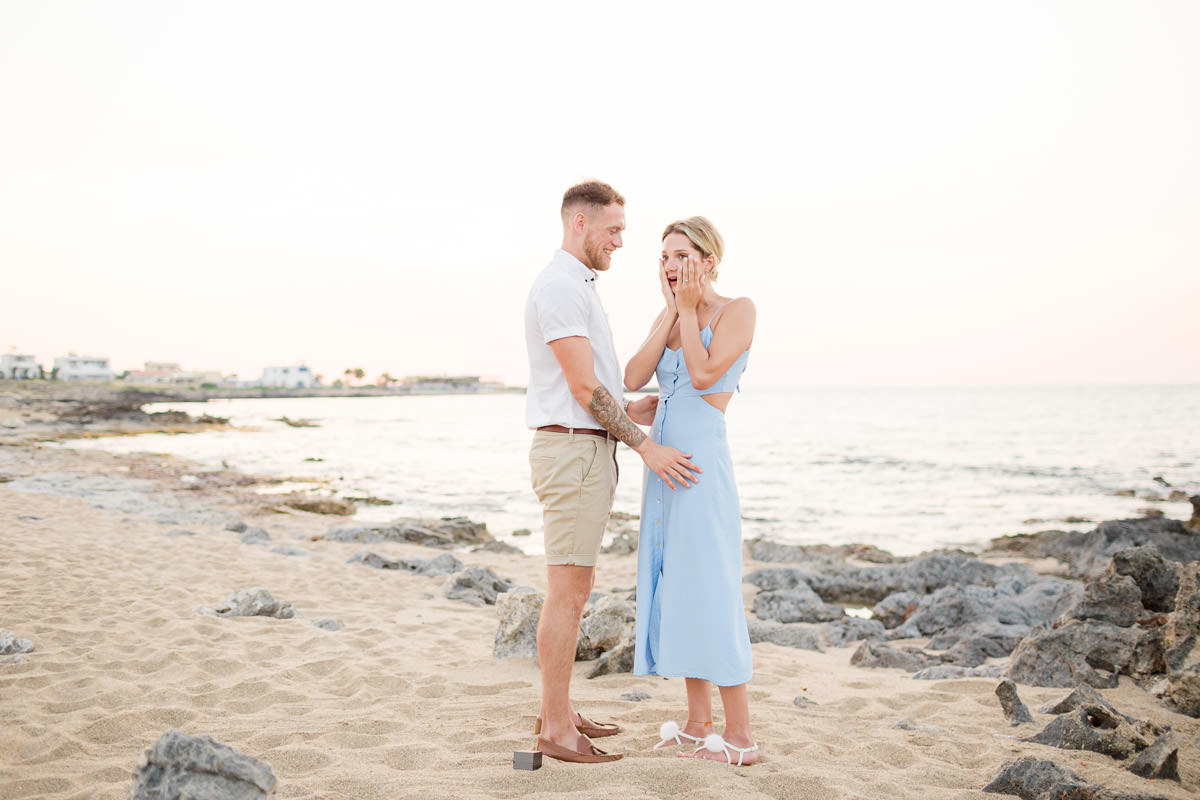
1, 439, 1197, 798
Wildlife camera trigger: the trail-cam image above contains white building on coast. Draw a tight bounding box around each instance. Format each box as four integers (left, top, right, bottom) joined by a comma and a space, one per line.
54, 354, 115, 382
260, 365, 318, 388
0, 353, 40, 379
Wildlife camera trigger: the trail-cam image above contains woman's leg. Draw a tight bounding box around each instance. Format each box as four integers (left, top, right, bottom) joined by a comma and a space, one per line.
657, 677, 713, 747
690, 682, 757, 764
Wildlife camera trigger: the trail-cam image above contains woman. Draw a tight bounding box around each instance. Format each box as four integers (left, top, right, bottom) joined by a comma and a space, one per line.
625, 217, 758, 765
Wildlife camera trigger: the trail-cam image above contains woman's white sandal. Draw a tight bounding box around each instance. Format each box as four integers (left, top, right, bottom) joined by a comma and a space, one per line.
654, 721, 703, 749
694, 733, 759, 766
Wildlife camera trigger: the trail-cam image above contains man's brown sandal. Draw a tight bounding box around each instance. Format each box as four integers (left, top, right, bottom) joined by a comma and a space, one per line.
536, 735, 622, 764
534, 714, 621, 738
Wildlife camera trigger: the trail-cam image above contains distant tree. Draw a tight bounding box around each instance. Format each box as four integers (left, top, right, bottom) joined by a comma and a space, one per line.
343, 367, 367, 386
376, 372, 398, 389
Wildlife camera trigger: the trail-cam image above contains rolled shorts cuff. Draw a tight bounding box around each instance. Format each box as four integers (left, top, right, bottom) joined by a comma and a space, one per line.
544, 552, 599, 567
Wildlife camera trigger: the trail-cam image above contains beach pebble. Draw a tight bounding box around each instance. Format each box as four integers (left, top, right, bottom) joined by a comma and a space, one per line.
890, 719, 946, 734
620, 690, 651, 702
270, 546, 310, 557
225, 520, 248, 533
128, 729, 276, 800
493, 586, 542, 659
0, 629, 34, 656
511, 528, 532, 537
241, 527, 271, 545
793, 695, 819, 708
165, 528, 198, 537
313, 618, 344, 631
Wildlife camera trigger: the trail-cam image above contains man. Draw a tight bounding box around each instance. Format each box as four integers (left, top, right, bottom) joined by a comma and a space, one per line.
525, 180, 700, 764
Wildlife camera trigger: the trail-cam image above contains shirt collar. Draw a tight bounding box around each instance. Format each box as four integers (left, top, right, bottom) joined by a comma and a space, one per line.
554, 248, 597, 283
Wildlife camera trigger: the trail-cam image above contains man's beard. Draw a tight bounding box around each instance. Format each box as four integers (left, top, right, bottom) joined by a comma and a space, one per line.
583, 237, 610, 271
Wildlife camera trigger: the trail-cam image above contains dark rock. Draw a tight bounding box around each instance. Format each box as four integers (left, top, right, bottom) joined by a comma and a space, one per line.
1040, 684, 1124, 717
871, 591, 921, 628
819, 617, 886, 648
746, 619, 823, 651
577, 595, 635, 661
442, 567, 513, 607
493, 586, 542, 659
1024, 704, 1149, 760
127, 729, 276, 800
746, 539, 898, 564
586, 642, 634, 678
982, 756, 1168, 800
1006, 619, 1158, 689
925, 622, 1031, 656
745, 551, 1031, 605
1107, 546, 1180, 613
1163, 562, 1199, 671
322, 516, 492, 549
1066, 574, 1147, 628
985, 517, 1198, 580
225, 520, 248, 533
753, 585, 845, 624
1165, 662, 1200, 717
943, 635, 1012, 667
0, 629, 34, 656
906, 579, 1081, 641
1187, 495, 1200, 532
995, 679, 1034, 725
1125, 733, 1179, 781
850, 641, 945, 672
346, 550, 463, 577
512, 528, 532, 537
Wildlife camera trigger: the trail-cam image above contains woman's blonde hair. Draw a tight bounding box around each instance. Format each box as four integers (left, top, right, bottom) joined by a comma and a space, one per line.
662, 216, 725, 280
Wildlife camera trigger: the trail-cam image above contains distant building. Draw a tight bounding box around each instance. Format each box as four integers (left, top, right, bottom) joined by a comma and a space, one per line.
54, 354, 115, 382
0, 353, 40, 379
260, 365, 317, 388
125, 362, 225, 386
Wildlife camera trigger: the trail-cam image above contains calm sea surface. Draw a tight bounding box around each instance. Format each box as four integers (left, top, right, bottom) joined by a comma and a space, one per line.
64, 386, 1199, 556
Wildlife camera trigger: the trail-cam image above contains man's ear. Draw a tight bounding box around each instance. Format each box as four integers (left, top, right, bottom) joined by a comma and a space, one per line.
571, 211, 588, 233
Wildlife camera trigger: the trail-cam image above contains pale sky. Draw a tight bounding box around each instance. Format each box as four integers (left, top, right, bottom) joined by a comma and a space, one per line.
2, 1, 1197, 388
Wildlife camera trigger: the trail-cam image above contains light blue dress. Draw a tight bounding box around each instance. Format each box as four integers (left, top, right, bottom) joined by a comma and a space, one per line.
634, 323, 752, 687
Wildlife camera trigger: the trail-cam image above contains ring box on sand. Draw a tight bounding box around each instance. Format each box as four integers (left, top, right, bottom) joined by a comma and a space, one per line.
513, 750, 542, 770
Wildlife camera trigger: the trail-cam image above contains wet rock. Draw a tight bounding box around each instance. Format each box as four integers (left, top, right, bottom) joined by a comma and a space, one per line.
0, 629, 34, 656
746, 618, 823, 651
586, 641, 634, 678
753, 584, 845, 624
1125, 733, 1179, 781
312, 618, 343, 631
442, 567, 514, 607
995, 679, 1034, 725
981, 755, 1167, 800
819, 617, 886, 648
204, 589, 296, 619
128, 729, 276, 800
577, 595, 635, 661
493, 586, 542, 659
850, 641, 945, 672
871, 591, 921, 628
1107, 546, 1181, 613
322, 516, 493, 549
1024, 704, 1149, 759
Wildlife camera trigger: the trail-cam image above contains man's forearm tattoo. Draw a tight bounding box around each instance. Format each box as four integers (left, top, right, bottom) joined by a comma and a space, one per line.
589, 386, 648, 448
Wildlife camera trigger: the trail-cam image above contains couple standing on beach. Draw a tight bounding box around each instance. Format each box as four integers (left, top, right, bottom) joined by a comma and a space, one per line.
524, 181, 758, 766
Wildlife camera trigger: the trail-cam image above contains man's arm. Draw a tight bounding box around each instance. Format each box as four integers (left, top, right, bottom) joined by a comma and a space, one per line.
548, 336, 700, 489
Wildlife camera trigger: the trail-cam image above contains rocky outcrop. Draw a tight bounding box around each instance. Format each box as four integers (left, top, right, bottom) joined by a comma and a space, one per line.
985, 517, 1198, 580
347, 550, 464, 577
1024, 704, 1150, 760
320, 517, 493, 549
747, 619, 823, 651
576, 595, 635, 661
128, 730, 276, 800
752, 583, 845, 623
850, 641, 946, 672
982, 756, 1167, 800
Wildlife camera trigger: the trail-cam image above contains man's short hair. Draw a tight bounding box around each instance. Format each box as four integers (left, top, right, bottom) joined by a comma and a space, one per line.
561, 180, 625, 221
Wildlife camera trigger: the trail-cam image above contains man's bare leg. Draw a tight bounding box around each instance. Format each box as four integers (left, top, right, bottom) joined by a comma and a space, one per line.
537, 564, 595, 752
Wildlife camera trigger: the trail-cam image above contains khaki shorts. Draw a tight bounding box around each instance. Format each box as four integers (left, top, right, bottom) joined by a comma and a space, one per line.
529, 430, 618, 567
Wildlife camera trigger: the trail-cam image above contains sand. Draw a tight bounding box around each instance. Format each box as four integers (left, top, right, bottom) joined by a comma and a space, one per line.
1, 443, 1196, 800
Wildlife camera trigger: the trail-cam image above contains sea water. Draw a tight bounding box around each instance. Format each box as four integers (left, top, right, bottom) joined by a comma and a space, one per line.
64, 386, 1199, 556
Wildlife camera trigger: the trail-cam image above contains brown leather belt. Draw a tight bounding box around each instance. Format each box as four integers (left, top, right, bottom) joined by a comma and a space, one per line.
537, 424, 612, 439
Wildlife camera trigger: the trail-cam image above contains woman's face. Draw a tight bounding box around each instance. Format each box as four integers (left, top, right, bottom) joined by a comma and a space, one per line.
660, 232, 703, 293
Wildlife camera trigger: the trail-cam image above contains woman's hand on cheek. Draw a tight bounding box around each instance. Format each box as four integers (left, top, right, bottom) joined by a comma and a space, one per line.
676, 259, 703, 311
